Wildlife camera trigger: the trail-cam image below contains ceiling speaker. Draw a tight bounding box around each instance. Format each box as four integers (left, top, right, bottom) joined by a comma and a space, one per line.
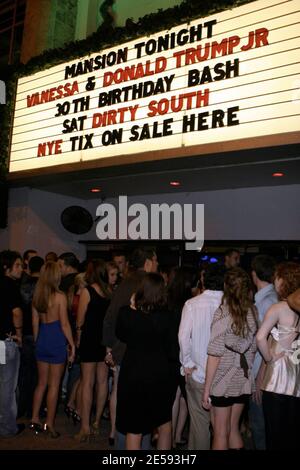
61, 206, 93, 234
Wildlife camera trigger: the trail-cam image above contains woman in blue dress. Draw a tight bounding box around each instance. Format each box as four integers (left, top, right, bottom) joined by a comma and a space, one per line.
30, 262, 75, 437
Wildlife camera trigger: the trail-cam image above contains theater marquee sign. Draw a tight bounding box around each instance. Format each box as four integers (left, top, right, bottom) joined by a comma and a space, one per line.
9, 0, 300, 173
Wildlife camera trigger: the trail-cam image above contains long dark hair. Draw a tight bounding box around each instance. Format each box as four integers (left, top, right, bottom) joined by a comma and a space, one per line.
135, 273, 167, 313
222, 267, 257, 337
85, 259, 110, 298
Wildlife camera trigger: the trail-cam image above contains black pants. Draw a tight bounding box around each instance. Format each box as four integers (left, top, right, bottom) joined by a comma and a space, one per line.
262, 391, 300, 450
17, 335, 37, 418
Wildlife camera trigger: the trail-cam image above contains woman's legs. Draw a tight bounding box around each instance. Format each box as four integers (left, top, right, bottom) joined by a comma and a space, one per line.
126, 432, 142, 450
67, 378, 80, 409
175, 395, 188, 443
172, 386, 181, 445
31, 361, 49, 424
79, 362, 96, 434
109, 367, 119, 439
229, 403, 245, 449
212, 406, 231, 450
94, 361, 109, 426
157, 421, 172, 450
46, 363, 65, 430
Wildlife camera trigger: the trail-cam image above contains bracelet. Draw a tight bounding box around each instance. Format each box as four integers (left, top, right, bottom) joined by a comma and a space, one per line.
76, 326, 82, 331
14, 326, 22, 330
106, 352, 112, 356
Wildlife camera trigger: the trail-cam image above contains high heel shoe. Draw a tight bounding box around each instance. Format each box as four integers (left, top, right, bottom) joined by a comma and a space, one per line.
72, 410, 81, 426
91, 421, 99, 435
29, 422, 43, 434
108, 437, 115, 446
64, 405, 74, 419
74, 431, 90, 443
43, 424, 60, 439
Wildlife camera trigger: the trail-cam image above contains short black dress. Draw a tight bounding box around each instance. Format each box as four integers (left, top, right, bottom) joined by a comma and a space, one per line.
78, 286, 109, 363
116, 306, 174, 435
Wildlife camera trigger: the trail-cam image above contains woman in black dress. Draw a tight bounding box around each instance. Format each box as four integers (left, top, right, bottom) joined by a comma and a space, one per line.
75, 259, 110, 441
116, 272, 174, 450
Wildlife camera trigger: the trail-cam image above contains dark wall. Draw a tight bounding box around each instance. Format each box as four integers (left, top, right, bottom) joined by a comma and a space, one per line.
0, 182, 8, 228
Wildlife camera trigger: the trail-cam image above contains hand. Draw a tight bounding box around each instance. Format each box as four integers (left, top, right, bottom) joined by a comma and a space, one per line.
130, 294, 136, 310
105, 351, 115, 368
75, 332, 81, 349
202, 389, 211, 411
68, 344, 75, 363
252, 388, 262, 405
6, 333, 22, 347
267, 351, 285, 364
184, 366, 197, 382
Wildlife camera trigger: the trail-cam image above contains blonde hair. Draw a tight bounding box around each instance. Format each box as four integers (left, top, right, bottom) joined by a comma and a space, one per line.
67, 272, 87, 311
33, 261, 61, 313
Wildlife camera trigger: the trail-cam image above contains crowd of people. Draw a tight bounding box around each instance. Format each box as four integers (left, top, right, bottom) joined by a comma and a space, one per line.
0, 246, 300, 450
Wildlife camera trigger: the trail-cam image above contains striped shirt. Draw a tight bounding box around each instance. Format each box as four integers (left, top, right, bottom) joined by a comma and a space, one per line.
207, 305, 258, 397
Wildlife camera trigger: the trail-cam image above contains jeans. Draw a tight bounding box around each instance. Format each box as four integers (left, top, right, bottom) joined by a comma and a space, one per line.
0, 340, 20, 436
249, 398, 266, 450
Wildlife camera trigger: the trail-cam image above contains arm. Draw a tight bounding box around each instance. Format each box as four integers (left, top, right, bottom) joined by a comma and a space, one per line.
287, 288, 300, 313
32, 307, 39, 342
203, 307, 227, 408
75, 287, 90, 348
58, 294, 75, 362
12, 307, 23, 345
256, 305, 280, 363
203, 355, 221, 409
178, 302, 197, 379
253, 358, 267, 404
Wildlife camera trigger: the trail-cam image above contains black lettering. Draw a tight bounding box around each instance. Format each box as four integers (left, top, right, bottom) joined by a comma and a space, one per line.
130, 125, 139, 141
64, 64, 76, 80
227, 106, 239, 126
211, 109, 225, 128
188, 69, 200, 87
225, 58, 239, 78
200, 66, 212, 84
213, 62, 226, 81
182, 114, 195, 133
197, 112, 209, 130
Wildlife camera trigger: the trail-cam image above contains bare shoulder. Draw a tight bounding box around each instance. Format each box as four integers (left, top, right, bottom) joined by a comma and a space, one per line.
55, 291, 67, 305
266, 301, 282, 314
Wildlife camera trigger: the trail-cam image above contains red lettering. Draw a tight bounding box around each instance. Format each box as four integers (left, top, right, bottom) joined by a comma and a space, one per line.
37, 140, 63, 157
37, 143, 46, 157
228, 36, 240, 54
255, 28, 269, 47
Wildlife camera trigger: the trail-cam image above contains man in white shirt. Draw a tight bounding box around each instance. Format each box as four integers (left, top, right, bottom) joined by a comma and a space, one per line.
179, 264, 225, 450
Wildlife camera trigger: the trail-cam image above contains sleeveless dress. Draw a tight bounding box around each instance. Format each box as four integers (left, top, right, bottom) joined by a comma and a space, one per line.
261, 319, 300, 397
116, 306, 174, 435
78, 286, 109, 363
35, 320, 67, 364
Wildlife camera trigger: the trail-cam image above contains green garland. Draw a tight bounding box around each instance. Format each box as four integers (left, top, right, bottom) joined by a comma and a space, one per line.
0, 0, 255, 180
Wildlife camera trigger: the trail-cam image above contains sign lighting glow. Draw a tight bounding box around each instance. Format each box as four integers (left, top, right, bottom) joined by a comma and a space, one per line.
9, 0, 300, 173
